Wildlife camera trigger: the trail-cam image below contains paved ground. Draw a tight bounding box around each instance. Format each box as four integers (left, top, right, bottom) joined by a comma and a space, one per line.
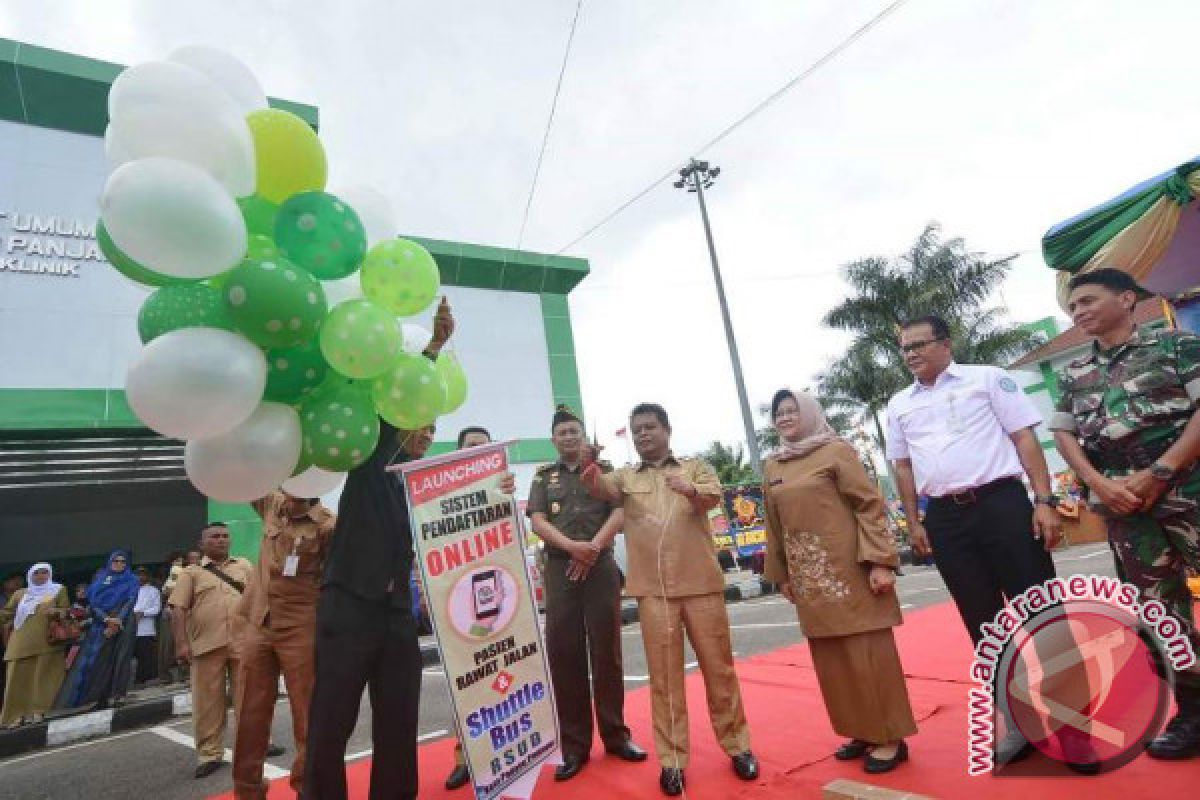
0, 543, 1116, 800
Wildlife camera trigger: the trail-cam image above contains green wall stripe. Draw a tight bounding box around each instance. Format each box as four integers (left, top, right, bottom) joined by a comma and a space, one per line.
1039, 361, 1062, 403
0, 37, 319, 134
410, 236, 590, 295
540, 293, 585, 422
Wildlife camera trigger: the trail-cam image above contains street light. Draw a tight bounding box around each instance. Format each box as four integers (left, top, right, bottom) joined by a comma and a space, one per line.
674, 158, 762, 473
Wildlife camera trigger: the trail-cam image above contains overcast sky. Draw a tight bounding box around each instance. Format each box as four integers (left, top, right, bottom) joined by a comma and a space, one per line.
5, 0, 1199, 462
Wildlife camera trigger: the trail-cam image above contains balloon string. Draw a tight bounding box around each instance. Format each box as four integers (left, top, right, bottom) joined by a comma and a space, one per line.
654, 469, 688, 799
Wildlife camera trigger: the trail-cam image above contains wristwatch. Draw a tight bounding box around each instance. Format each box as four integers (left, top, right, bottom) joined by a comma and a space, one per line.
1034, 494, 1059, 509
1150, 462, 1178, 483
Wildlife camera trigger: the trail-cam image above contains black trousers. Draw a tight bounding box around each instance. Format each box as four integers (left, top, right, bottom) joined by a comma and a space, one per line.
924, 480, 1056, 646
543, 554, 630, 758
302, 586, 422, 800
134, 635, 159, 683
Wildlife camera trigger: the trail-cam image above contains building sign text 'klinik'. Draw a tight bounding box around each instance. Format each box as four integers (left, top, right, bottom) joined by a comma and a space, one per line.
0, 211, 104, 278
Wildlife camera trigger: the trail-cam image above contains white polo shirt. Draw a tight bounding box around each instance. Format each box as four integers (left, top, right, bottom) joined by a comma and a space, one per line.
133, 584, 162, 638
885, 363, 1042, 498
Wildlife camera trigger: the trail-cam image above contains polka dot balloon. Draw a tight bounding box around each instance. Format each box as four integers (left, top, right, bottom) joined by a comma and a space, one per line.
275, 191, 367, 280
137, 283, 234, 343
223, 254, 327, 349
264, 338, 330, 404
360, 238, 441, 316
436, 351, 468, 414
299, 382, 379, 471
372, 352, 446, 430
319, 298, 401, 380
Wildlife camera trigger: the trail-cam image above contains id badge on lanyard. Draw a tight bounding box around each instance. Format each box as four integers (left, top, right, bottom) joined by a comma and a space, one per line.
283, 543, 299, 577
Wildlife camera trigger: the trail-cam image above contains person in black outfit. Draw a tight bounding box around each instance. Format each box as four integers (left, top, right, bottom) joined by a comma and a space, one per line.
302, 300, 449, 800
303, 300, 515, 799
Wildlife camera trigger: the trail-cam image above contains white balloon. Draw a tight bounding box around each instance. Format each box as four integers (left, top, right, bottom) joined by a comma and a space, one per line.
186, 403, 302, 502
101, 157, 247, 279
332, 185, 397, 245
104, 123, 132, 165
322, 275, 363, 306
106, 102, 255, 197
125, 328, 266, 439
282, 466, 345, 499
109, 60, 237, 125
399, 323, 432, 354
169, 46, 269, 115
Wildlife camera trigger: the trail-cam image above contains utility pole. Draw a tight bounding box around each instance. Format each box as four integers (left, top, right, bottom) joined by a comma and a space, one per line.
674, 158, 762, 473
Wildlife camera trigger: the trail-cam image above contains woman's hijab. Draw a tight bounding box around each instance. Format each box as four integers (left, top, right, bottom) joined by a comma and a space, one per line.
86, 550, 139, 613
773, 390, 842, 462
14, 562, 61, 630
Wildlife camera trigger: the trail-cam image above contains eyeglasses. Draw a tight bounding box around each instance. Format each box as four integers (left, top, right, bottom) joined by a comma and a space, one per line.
900, 337, 947, 354
111, 558, 127, 564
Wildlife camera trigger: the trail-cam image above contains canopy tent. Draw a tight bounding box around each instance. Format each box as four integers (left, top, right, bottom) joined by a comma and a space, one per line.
1043, 156, 1200, 307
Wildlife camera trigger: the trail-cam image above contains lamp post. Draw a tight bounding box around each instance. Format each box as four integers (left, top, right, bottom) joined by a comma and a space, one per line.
674, 158, 762, 473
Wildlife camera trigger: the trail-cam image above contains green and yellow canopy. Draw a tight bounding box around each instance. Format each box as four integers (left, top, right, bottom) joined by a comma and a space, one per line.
1043, 157, 1200, 305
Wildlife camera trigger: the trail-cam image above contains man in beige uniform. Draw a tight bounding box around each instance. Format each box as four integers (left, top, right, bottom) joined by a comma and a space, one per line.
171, 522, 255, 778
233, 490, 337, 798
583, 403, 757, 797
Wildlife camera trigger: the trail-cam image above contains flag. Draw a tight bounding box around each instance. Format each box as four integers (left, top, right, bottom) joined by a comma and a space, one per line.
615, 426, 627, 437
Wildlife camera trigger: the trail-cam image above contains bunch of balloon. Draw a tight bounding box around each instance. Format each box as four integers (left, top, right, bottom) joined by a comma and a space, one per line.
100, 47, 469, 503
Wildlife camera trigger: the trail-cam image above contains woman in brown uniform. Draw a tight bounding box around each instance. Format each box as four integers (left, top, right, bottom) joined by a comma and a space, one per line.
1, 563, 69, 727
762, 389, 916, 774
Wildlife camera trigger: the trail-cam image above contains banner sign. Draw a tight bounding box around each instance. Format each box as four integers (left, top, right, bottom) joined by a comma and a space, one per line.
397, 443, 559, 799
720, 485, 768, 557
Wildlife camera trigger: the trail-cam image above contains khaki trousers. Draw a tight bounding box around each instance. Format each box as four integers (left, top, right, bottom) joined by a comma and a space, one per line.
192, 645, 239, 765
234, 622, 316, 798
637, 592, 750, 767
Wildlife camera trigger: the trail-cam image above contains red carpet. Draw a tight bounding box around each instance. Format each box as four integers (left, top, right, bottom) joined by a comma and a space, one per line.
214, 601, 1195, 799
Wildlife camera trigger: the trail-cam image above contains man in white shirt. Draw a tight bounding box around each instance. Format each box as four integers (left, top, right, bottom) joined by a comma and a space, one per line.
133, 566, 163, 685
886, 315, 1079, 766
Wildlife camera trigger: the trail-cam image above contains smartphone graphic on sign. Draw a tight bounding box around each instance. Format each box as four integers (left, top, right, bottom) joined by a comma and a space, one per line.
472, 570, 500, 619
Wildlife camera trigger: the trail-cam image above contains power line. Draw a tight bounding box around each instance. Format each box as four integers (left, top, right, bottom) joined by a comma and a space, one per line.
516, 0, 585, 251
553, 0, 911, 255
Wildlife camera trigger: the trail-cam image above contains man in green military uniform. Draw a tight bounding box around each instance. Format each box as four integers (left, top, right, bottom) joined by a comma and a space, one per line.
1050, 268, 1200, 760
526, 406, 647, 781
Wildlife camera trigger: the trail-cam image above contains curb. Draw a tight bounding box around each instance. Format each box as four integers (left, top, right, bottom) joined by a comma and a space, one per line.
1, 586, 772, 759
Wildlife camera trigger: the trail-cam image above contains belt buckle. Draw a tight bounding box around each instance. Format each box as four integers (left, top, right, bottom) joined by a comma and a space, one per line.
952, 489, 976, 506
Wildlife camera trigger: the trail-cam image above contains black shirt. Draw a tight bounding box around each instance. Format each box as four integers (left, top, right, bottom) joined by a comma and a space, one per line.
322, 419, 415, 608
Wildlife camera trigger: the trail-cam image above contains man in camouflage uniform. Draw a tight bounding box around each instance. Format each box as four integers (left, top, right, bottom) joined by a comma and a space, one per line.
526, 406, 646, 781
1051, 268, 1200, 760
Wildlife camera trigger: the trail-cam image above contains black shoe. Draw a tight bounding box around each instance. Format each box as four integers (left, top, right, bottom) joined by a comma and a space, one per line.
731, 751, 759, 781
265, 743, 286, 757
1056, 730, 1101, 775
834, 739, 871, 761
1147, 712, 1200, 760
193, 760, 225, 779
444, 764, 471, 790
995, 728, 1034, 765
554, 754, 589, 781
864, 741, 909, 774
606, 740, 648, 762
659, 767, 685, 796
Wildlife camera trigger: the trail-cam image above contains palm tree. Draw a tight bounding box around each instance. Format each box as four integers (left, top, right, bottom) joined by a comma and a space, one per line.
699, 441, 757, 486
816, 224, 1043, 489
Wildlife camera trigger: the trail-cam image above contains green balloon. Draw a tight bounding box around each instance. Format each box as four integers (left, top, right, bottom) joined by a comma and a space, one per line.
319, 298, 401, 379
223, 254, 327, 348
98, 221, 188, 288
372, 352, 446, 429
436, 352, 468, 413
299, 382, 380, 471
238, 195, 280, 237
292, 449, 312, 477
275, 191, 367, 280
247, 234, 282, 261
265, 338, 330, 403
137, 283, 234, 343
360, 238, 441, 316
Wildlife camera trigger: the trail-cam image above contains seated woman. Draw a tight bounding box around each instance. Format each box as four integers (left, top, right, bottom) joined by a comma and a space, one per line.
55, 551, 140, 710
761, 389, 917, 774
1, 563, 69, 727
